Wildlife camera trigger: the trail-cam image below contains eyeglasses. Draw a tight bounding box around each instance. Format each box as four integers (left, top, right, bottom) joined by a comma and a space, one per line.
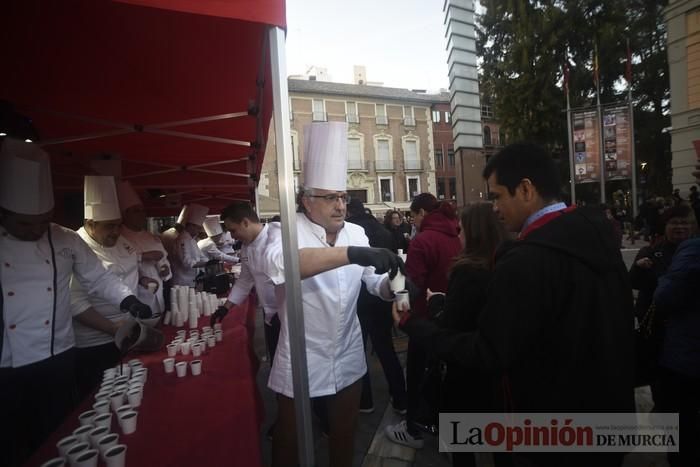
307, 194, 349, 203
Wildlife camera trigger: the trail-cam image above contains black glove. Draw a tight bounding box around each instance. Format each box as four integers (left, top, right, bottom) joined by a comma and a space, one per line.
210, 305, 229, 327
347, 247, 405, 279
120, 295, 153, 319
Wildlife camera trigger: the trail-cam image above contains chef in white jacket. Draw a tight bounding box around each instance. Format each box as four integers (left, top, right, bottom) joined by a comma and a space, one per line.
117, 181, 171, 315
71, 176, 157, 397
256, 123, 406, 467
169, 203, 210, 286
198, 215, 239, 264
0, 139, 151, 467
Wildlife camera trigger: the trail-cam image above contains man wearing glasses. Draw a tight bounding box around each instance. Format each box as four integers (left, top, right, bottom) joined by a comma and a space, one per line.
265, 122, 405, 467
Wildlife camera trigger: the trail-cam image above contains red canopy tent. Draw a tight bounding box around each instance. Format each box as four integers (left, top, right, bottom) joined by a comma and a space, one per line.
1, 0, 285, 223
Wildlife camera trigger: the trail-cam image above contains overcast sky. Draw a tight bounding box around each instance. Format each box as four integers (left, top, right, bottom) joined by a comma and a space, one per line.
285, 0, 451, 92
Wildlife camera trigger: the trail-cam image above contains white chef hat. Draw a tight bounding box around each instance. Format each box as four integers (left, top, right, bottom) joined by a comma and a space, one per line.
84, 176, 121, 221
303, 122, 348, 191
178, 203, 209, 226
0, 138, 55, 215
203, 215, 223, 237
117, 181, 142, 212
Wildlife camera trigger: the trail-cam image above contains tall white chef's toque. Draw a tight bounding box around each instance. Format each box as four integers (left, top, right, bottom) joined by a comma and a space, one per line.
303, 122, 348, 191
117, 180, 142, 212
203, 215, 223, 237
179, 203, 209, 226
84, 176, 121, 221
0, 137, 55, 215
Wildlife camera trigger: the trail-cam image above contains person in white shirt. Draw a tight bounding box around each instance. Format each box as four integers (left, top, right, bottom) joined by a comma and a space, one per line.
198, 215, 239, 264
117, 181, 171, 315
0, 140, 151, 467
219, 230, 237, 254
71, 176, 158, 398
232, 123, 406, 467
168, 203, 211, 286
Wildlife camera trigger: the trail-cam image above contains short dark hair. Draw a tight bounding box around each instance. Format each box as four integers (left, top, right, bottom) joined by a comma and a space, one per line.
347, 198, 365, 217
482, 142, 561, 200
220, 201, 259, 224
409, 193, 438, 214
661, 204, 692, 226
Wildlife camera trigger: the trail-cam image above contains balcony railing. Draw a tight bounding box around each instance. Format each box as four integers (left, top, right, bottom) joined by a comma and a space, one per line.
346, 114, 359, 123
403, 116, 416, 126
375, 115, 388, 125
404, 160, 422, 171
312, 111, 327, 122
347, 159, 367, 171
375, 160, 394, 171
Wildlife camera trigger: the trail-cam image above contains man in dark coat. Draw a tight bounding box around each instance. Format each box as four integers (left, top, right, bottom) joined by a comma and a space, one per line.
347, 199, 407, 414
397, 143, 635, 467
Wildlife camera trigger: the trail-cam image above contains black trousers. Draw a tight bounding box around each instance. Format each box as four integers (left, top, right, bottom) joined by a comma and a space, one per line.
75, 342, 122, 400
264, 313, 281, 362
0, 349, 77, 467
358, 302, 407, 411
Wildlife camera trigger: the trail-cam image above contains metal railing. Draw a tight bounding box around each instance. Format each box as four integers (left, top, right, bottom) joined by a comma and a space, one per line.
404, 159, 421, 170
375, 159, 394, 170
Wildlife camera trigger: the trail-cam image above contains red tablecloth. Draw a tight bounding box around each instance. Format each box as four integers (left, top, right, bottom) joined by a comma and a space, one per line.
26, 298, 263, 467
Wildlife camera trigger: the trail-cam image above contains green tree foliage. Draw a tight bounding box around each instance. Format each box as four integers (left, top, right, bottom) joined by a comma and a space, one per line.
478, 0, 670, 197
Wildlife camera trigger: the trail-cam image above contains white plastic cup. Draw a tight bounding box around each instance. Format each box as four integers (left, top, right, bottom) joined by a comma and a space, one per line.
88, 426, 110, 448
109, 392, 125, 411
127, 388, 142, 407
78, 410, 96, 426
66, 442, 90, 465
214, 330, 223, 342
115, 405, 132, 421
163, 357, 175, 373
201, 326, 212, 334
191, 343, 202, 357
207, 336, 216, 348
40, 457, 66, 467
119, 364, 131, 378
97, 433, 119, 459
166, 344, 178, 357
119, 411, 138, 435
92, 400, 110, 415
176, 330, 187, 339
179, 341, 191, 355
175, 361, 187, 378
389, 271, 405, 292
103, 369, 116, 379
394, 290, 410, 310
72, 425, 93, 444
72, 448, 99, 467
93, 413, 113, 429
213, 323, 223, 332
56, 435, 79, 458
113, 375, 129, 385
104, 444, 127, 467
94, 390, 111, 402
190, 359, 202, 376
127, 358, 142, 368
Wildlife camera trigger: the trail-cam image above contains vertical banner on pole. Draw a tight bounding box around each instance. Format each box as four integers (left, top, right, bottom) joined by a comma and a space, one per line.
571, 109, 602, 184
602, 105, 633, 180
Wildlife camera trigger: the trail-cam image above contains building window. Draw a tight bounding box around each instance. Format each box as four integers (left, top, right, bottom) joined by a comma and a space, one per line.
379, 176, 393, 202
449, 177, 457, 199
312, 99, 326, 121
346, 101, 359, 123
431, 110, 441, 123
404, 140, 420, 170
435, 148, 443, 169
481, 104, 493, 119
375, 104, 388, 125
347, 189, 367, 204
291, 133, 300, 171
447, 149, 455, 168
444, 111, 451, 123
437, 178, 446, 199
348, 137, 363, 170
403, 106, 415, 126
376, 138, 392, 170
289, 97, 294, 121
483, 126, 492, 146
406, 176, 420, 200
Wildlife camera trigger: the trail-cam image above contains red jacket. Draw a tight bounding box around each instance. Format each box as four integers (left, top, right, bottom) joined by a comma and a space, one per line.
405, 204, 462, 317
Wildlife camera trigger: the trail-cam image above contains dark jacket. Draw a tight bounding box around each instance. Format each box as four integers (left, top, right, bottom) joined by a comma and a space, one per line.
405, 204, 461, 317
404, 207, 636, 415
629, 240, 678, 319
655, 238, 700, 378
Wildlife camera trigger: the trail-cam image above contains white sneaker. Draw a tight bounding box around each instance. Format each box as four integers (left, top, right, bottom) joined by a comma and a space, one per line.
384, 420, 424, 449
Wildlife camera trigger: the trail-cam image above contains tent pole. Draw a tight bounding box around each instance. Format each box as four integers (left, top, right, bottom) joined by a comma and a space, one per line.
268, 26, 315, 467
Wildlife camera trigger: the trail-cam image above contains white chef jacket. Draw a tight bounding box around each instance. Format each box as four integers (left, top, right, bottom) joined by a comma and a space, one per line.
71, 228, 140, 348
0, 224, 132, 368
121, 226, 171, 314
170, 231, 208, 286
265, 213, 391, 398
226, 223, 281, 324
220, 231, 236, 254
197, 237, 239, 264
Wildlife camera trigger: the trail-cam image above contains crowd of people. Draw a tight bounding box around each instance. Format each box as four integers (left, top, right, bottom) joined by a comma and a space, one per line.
1, 126, 699, 467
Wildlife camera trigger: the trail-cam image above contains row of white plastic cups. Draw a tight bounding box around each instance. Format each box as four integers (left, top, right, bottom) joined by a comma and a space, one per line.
48, 428, 127, 467
167, 335, 220, 358
163, 358, 203, 377
78, 403, 139, 434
